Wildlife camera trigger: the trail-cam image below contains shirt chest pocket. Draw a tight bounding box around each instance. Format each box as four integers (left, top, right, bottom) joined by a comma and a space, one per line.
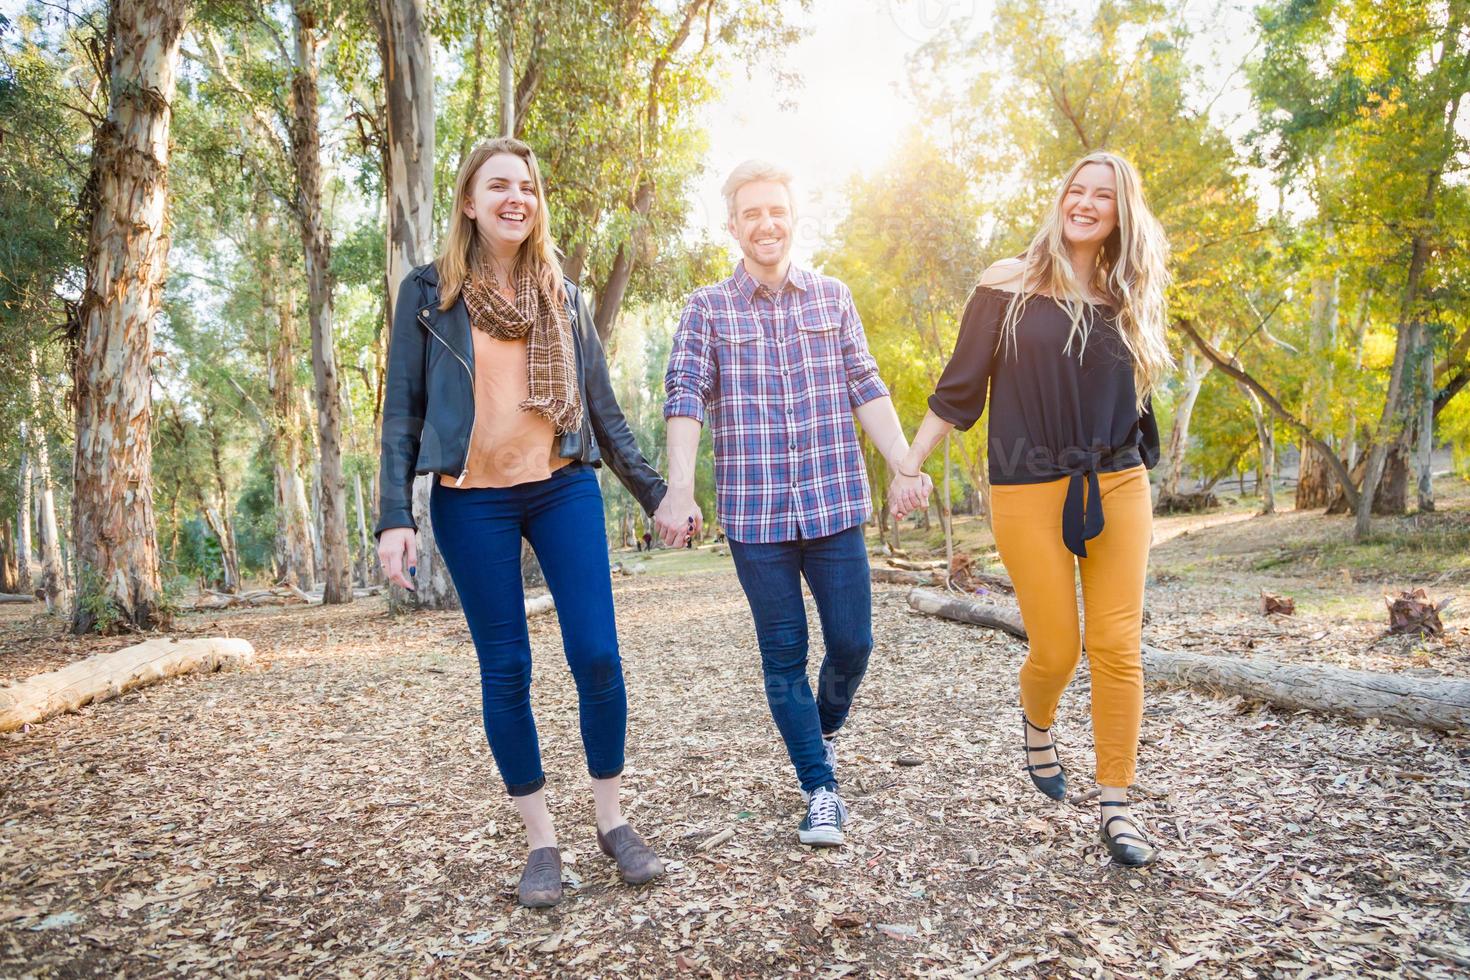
711, 313, 764, 388
791, 315, 844, 386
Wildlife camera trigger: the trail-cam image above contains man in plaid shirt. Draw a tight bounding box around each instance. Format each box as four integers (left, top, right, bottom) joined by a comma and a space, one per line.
655, 160, 931, 847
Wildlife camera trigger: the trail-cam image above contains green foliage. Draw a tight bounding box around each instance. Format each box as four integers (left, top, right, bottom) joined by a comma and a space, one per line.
816, 137, 987, 500
75, 566, 124, 635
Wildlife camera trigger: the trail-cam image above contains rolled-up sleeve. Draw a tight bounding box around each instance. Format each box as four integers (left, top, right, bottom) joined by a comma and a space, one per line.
928, 286, 1002, 431
839, 287, 889, 408
664, 295, 716, 423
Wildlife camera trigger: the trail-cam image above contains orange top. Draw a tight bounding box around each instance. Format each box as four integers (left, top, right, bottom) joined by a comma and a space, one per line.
441, 329, 570, 489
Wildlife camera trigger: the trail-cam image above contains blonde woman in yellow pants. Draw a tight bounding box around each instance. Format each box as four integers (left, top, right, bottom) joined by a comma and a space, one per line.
895, 151, 1173, 867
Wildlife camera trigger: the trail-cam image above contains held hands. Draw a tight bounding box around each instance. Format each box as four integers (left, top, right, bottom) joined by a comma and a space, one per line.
377, 527, 418, 591
653, 488, 703, 547
889, 470, 934, 521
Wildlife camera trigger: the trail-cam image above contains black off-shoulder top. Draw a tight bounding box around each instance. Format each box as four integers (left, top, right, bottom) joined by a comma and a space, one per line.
928, 285, 1160, 558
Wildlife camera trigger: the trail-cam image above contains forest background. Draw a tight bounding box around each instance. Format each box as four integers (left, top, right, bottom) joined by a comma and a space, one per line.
1, 0, 1467, 632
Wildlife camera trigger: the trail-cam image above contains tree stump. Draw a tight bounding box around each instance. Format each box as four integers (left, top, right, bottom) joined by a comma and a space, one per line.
1387, 589, 1449, 637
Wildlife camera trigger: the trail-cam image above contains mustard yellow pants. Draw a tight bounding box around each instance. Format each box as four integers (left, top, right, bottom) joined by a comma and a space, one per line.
990, 465, 1152, 788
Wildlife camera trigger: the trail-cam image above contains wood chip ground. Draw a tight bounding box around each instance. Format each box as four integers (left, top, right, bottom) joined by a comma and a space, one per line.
2, 549, 1468, 977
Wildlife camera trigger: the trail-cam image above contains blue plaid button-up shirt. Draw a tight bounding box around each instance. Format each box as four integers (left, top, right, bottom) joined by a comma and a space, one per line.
664, 262, 890, 544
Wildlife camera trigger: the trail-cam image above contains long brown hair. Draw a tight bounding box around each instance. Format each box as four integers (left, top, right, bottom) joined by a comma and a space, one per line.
435, 138, 564, 311
999, 151, 1173, 402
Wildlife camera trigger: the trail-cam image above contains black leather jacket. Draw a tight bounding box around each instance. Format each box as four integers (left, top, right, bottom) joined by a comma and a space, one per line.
375, 262, 667, 538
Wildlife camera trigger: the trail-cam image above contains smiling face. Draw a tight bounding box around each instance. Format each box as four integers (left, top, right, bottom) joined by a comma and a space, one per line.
462, 152, 538, 256
727, 180, 794, 276
1060, 162, 1119, 249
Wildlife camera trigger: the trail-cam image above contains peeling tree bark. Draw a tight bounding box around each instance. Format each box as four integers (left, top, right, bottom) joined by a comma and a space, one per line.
71, 0, 186, 634
288, 1, 351, 604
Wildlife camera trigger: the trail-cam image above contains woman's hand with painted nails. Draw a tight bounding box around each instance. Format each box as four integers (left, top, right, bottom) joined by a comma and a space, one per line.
653, 488, 703, 547
377, 527, 418, 590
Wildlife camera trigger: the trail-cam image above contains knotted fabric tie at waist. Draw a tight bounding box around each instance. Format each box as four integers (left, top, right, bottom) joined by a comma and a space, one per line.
1061, 451, 1105, 559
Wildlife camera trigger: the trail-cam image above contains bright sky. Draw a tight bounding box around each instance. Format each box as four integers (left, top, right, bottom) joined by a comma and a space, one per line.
690, 0, 1264, 265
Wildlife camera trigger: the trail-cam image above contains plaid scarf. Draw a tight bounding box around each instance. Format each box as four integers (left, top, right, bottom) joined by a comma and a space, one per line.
463, 263, 583, 433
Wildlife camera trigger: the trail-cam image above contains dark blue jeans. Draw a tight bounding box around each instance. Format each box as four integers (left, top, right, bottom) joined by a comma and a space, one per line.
728, 524, 873, 794
430, 465, 626, 796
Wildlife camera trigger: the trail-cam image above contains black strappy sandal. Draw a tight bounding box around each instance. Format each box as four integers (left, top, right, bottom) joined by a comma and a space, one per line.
1022, 712, 1067, 801
1100, 800, 1157, 867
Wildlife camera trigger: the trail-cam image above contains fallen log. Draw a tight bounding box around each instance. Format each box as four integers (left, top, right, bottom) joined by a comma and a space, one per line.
194, 591, 291, 610
0, 593, 37, 604
907, 588, 1470, 732
907, 588, 1025, 637
888, 558, 947, 572
0, 637, 256, 733
873, 568, 936, 586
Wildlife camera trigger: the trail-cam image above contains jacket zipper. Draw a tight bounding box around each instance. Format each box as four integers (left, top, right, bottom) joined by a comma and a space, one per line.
418, 309, 477, 486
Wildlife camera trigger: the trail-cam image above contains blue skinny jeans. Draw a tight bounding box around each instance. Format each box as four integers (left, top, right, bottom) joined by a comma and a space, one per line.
430, 464, 626, 796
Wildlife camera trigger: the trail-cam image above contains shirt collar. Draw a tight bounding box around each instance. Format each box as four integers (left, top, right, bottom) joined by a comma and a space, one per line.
733, 260, 809, 302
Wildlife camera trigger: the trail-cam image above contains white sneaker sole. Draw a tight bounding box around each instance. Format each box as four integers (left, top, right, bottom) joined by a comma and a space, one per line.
798, 826, 845, 847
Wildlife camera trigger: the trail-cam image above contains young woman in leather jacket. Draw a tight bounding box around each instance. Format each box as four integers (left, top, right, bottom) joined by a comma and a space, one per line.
376, 138, 667, 907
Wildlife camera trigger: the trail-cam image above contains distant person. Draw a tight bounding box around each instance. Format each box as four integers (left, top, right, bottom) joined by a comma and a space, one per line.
376, 138, 666, 907
655, 160, 930, 847
642, 530, 653, 552
900, 151, 1171, 867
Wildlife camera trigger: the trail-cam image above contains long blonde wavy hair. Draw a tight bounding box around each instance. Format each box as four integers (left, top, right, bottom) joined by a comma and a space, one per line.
435, 138, 564, 311
1000, 151, 1173, 402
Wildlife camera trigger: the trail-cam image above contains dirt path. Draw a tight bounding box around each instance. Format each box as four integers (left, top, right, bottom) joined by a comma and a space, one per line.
3, 568, 1468, 977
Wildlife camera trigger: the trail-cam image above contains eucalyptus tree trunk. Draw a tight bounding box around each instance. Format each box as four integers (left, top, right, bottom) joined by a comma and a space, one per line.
29, 354, 67, 613
1297, 266, 1340, 510
1238, 382, 1275, 515
1157, 347, 1208, 501
205, 421, 240, 592
353, 471, 373, 584
592, 180, 653, 342
376, 0, 457, 611
288, 0, 351, 603
457, 8, 487, 163
71, 0, 186, 633
16, 423, 31, 594
0, 523, 18, 595
1415, 325, 1435, 512
1355, 16, 1465, 540
1357, 237, 1429, 539
497, 28, 513, 137
308, 456, 325, 574
261, 221, 317, 591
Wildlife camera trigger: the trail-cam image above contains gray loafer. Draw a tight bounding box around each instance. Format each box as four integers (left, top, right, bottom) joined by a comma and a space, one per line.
596, 823, 664, 885
517, 847, 563, 908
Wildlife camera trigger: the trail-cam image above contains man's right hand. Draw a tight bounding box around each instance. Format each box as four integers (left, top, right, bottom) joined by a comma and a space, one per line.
377, 527, 418, 590
653, 489, 703, 547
